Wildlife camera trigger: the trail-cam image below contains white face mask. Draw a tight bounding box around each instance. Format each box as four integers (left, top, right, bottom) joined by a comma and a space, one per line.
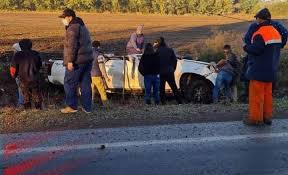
62, 18, 69, 26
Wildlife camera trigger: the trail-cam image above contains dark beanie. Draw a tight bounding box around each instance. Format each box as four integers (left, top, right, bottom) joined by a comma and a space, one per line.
19, 39, 32, 51
59, 8, 76, 18
255, 8, 271, 20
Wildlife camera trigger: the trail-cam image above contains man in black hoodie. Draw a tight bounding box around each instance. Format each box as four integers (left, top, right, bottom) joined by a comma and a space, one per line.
139, 43, 161, 105
154, 37, 182, 104
10, 39, 42, 110
59, 8, 94, 114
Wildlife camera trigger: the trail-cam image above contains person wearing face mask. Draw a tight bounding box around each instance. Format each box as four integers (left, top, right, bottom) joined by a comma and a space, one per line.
58, 8, 94, 114
243, 8, 287, 126
126, 25, 145, 79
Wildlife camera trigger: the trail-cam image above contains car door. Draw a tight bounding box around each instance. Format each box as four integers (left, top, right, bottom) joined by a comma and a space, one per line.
104, 57, 125, 90
125, 55, 144, 91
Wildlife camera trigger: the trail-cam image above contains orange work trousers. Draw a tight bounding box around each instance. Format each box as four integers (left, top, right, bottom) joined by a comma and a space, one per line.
249, 80, 273, 122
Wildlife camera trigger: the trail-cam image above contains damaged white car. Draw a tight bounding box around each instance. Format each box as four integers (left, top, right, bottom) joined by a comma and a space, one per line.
46, 54, 217, 104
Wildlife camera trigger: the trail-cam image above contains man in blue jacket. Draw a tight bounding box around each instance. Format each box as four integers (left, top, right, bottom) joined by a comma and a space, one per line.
242, 9, 288, 95
243, 8, 287, 126
244, 17, 287, 47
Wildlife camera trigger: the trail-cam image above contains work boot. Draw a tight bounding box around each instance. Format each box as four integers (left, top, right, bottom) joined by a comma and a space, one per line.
60, 106, 78, 114
243, 118, 264, 126
80, 107, 92, 114
264, 118, 272, 126
24, 103, 31, 110
213, 100, 219, 104
176, 96, 183, 105
161, 100, 167, 105
34, 102, 42, 110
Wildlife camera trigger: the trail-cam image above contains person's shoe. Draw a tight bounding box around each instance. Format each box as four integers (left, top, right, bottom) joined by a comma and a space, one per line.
34, 102, 42, 110
213, 99, 219, 104
264, 118, 272, 126
81, 107, 92, 114
101, 100, 109, 106
145, 100, 152, 105
243, 118, 264, 126
176, 97, 183, 105
60, 107, 78, 114
155, 101, 160, 105
24, 103, 32, 110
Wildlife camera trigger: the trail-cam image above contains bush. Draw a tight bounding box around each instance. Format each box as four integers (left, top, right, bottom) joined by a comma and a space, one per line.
193, 30, 244, 62
193, 30, 288, 91
1, 0, 287, 16
239, 0, 259, 14
0, 0, 235, 15
258, 2, 288, 17
278, 55, 288, 87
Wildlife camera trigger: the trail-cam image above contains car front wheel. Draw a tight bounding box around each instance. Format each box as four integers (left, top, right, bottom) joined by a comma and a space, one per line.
183, 79, 213, 104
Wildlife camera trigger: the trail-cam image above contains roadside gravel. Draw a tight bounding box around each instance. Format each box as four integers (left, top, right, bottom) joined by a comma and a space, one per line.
1, 100, 287, 134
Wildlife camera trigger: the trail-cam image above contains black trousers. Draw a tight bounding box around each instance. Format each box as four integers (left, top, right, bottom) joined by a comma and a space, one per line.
160, 73, 182, 104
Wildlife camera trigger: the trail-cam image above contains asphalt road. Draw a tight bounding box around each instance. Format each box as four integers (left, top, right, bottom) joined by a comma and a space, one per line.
2, 119, 288, 175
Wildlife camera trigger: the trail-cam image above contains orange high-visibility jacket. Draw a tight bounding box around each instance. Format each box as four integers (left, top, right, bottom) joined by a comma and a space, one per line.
244, 21, 283, 82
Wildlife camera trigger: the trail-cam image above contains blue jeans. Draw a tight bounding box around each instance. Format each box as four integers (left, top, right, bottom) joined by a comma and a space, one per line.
64, 63, 92, 112
144, 75, 160, 104
15, 77, 24, 106
213, 70, 233, 103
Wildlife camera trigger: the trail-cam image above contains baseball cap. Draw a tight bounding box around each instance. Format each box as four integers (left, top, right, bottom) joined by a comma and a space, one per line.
59, 8, 76, 18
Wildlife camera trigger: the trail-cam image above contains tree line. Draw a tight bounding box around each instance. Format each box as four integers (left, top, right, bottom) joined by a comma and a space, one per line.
0, 0, 260, 15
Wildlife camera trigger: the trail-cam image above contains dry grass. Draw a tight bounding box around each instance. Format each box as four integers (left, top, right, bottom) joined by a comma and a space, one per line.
1, 101, 287, 134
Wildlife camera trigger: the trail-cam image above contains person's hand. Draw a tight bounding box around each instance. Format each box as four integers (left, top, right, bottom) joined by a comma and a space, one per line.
67, 62, 74, 71
136, 48, 141, 52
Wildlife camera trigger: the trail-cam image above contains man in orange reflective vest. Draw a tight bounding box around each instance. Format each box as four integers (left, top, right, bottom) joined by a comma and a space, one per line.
243, 8, 287, 126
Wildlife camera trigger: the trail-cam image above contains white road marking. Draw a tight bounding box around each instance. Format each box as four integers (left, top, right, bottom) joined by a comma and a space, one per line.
1, 132, 288, 156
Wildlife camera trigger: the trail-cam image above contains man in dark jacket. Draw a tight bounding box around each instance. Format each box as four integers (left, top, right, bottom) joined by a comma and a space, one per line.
10, 39, 42, 110
59, 8, 94, 114
154, 37, 182, 105
244, 14, 288, 48
243, 8, 286, 126
139, 43, 161, 105
243, 8, 288, 96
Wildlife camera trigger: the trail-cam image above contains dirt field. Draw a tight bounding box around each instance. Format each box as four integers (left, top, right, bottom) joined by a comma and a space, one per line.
0, 12, 256, 56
